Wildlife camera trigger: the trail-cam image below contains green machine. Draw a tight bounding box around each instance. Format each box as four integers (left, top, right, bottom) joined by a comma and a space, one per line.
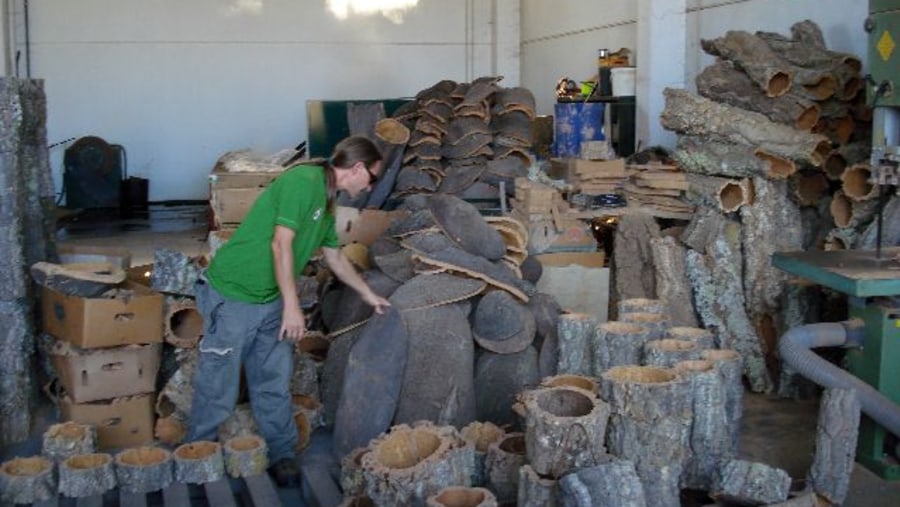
772, 0, 900, 479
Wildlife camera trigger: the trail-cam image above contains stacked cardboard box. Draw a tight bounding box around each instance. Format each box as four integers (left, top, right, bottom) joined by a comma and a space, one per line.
42, 247, 163, 449
623, 162, 695, 218
550, 158, 627, 195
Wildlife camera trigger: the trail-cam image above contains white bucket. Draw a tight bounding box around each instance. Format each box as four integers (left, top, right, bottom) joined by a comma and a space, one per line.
611, 67, 636, 96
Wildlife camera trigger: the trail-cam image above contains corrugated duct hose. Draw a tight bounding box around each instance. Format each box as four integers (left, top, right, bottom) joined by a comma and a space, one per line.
778, 320, 900, 438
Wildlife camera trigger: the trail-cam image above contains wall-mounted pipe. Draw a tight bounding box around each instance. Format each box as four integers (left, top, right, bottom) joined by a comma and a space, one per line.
778, 320, 900, 438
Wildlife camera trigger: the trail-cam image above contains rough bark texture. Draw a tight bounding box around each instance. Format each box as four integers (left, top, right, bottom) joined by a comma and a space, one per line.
557, 457, 646, 507
173, 441, 225, 484
858, 195, 900, 249
592, 321, 654, 374
156, 347, 198, 425
600, 366, 691, 507
151, 248, 204, 296
42, 421, 97, 462
666, 327, 715, 350
755, 27, 861, 72
0, 456, 56, 504
460, 422, 504, 488
808, 388, 860, 505
700, 31, 792, 97
517, 464, 558, 507
662, 89, 830, 167
0, 300, 33, 447
650, 236, 698, 328
823, 142, 870, 181
59, 453, 117, 498
767, 492, 824, 507
484, 433, 527, 503
474, 347, 541, 431
556, 313, 601, 376
394, 303, 475, 428
114, 447, 174, 494
340, 447, 370, 498
696, 61, 819, 130
701, 349, 744, 455
675, 136, 796, 179
674, 360, 732, 491
712, 459, 791, 505
612, 213, 660, 305
522, 386, 610, 477
686, 218, 772, 393
426, 486, 498, 507
685, 174, 753, 213
619, 312, 669, 342
164, 295, 203, 348
361, 423, 474, 507
642, 339, 700, 368
223, 435, 268, 478
217, 405, 258, 443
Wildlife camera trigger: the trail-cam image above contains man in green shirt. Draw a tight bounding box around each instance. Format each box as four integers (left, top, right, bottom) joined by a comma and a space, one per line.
186, 136, 391, 488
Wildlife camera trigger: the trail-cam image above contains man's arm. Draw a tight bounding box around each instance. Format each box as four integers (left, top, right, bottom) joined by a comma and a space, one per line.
272, 224, 305, 341
322, 246, 391, 314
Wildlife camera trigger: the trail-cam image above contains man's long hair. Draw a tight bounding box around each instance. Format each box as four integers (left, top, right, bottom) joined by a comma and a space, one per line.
316, 136, 383, 211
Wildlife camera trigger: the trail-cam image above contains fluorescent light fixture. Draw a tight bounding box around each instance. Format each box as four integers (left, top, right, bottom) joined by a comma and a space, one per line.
327, 0, 419, 23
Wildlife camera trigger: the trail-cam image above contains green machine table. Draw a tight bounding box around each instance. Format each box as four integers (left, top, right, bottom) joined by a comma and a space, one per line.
772, 248, 900, 479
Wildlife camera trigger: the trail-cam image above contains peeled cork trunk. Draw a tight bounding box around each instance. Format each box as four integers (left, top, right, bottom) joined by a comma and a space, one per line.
675, 136, 797, 180
696, 61, 820, 130
521, 386, 610, 478
600, 366, 691, 507
700, 30, 792, 97
114, 447, 173, 494
661, 88, 831, 168
0, 456, 56, 505
807, 388, 860, 505
556, 313, 600, 376
59, 453, 116, 498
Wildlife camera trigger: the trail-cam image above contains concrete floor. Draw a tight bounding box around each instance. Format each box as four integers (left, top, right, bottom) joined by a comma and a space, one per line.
43, 205, 900, 505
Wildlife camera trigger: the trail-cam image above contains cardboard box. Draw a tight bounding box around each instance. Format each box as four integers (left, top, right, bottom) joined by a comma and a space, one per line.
42, 281, 164, 348
549, 158, 626, 183
536, 252, 609, 320
59, 393, 155, 450
209, 167, 283, 228
49, 340, 161, 403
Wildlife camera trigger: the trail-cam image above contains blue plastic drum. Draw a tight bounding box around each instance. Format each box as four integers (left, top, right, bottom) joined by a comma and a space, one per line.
553, 102, 605, 157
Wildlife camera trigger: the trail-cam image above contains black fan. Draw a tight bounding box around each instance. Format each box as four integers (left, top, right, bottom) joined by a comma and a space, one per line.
63, 136, 124, 209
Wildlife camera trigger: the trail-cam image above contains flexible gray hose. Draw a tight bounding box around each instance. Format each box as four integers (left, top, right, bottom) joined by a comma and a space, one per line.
778, 321, 900, 438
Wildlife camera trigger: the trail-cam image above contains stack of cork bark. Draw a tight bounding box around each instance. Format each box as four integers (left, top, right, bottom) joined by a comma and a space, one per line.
652, 20, 877, 395
624, 161, 695, 218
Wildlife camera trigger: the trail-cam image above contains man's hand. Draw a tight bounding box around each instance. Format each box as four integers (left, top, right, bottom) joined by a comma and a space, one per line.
280, 306, 306, 342
362, 292, 391, 315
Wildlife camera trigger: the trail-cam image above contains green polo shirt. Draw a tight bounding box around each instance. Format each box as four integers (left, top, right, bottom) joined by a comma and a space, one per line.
206, 165, 339, 303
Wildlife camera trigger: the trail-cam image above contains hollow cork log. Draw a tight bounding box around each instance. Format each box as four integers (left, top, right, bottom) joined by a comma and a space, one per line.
619, 312, 669, 341
666, 326, 716, 350
642, 339, 700, 368
700, 30, 792, 97
685, 174, 754, 213
522, 386, 610, 478
712, 459, 791, 505
42, 421, 97, 462
539, 374, 599, 395
516, 464, 558, 507
0, 456, 56, 505
114, 447, 173, 494
701, 349, 744, 455
592, 321, 651, 374
460, 421, 504, 487
164, 295, 203, 348
557, 313, 600, 376
651, 236, 698, 328
613, 212, 660, 304
842, 163, 877, 202
808, 388, 861, 505
823, 142, 870, 181
361, 422, 474, 507
173, 441, 224, 484
59, 453, 116, 498
600, 366, 691, 507
223, 434, 268, 478
617, 298, 666, 316
484, 433, 527, 504
674, 360, 732, 491
830, 189, 879, 229
674, 136, 797, 180
340, 447, 371, 498
426, 486, 498, 507
790, 170, 829, 207
556, 456, 646, 507
696, 61, 819, 130
662, 88, 831, 167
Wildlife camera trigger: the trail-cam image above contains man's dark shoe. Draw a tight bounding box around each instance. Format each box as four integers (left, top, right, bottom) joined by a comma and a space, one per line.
268, 458, 301, 488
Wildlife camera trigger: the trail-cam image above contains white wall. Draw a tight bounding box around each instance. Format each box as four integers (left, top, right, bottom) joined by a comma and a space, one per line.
6, 0, 518, 202
522, 0, 868, 149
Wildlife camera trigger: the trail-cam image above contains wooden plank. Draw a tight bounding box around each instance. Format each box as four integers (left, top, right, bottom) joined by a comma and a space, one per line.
162, 482, 191, 506
119, 491, 148, 507
75, 495, 104, 507
243, 474, 283, 507
204, 478, 239, 507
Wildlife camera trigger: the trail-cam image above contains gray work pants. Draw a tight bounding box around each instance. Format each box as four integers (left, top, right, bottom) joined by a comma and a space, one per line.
185, 279, 297, 462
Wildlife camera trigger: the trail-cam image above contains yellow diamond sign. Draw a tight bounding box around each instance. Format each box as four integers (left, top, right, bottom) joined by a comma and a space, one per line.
877, 30, 895, 62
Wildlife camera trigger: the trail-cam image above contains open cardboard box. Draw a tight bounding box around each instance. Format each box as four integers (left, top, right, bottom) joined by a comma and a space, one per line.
58, 392, 155, 450
49, 340, 161, 403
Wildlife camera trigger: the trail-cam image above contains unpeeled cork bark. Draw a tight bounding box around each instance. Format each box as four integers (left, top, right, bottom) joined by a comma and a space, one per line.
114, 447, 173, 494
556, 456, 646, 507
661, 88, 831, 168
592, 321, 652, 374
556, 313, 601, 376
701, 349, 744, 455
666, 327, 716, 350
517, 464, 558, 507
224, 435, 268, 478
642, 339, 700, 368
808, 388, 860, 505
650, 236, 698, 328
426, 486, 498, 507
484, 432, 527, 503
59, 453, 116, 498
0, 456, 56, 505
700, 30, 792, 97
460, 421, 504, 488
174, 441, 225, 484
340, 447, 370, 498
675, 136, 797, 180
42, 421, 97, 463
713, 459, 791, 505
